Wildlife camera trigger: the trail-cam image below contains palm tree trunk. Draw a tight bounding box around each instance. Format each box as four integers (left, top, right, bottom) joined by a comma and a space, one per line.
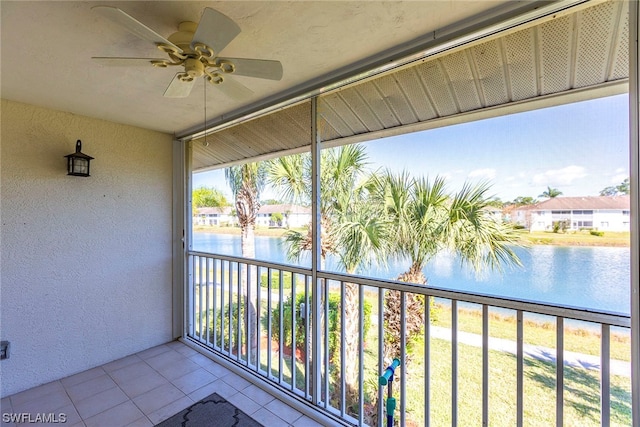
384, 262, 426, 363
241, 225, 255, 258
342, 280, 360, 412
240, 224, 258, 365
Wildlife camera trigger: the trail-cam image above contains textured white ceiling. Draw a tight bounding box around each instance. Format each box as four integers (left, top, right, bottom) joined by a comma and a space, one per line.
1, 1, 510, 136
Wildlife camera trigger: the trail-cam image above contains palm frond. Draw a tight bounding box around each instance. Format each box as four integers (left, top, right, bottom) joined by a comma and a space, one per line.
266, 154, 310, 204
445, 181, 524, 275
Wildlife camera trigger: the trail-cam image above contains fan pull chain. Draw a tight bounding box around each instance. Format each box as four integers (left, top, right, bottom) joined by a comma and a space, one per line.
203, 77, 209, 147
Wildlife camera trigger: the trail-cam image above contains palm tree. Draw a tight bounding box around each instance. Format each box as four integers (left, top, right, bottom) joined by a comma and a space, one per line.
373, 173, 524, 363
267, 144, 371, 263
267, 145, 385, 409
331, 180, 389, 408
225, 162, 267, 363
270, 151, 525, 411
539, 186, 563, 198
225, 163, 267, 257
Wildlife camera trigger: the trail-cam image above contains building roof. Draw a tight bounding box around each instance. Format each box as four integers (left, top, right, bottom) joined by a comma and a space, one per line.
196, 207, 233, 215
482, 206, 502, 213
526, 196, 630, 211
258, 204, 311, 215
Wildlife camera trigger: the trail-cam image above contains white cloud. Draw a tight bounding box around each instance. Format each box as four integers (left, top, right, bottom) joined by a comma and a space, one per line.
610, 173, 628, 184
467, 168, 496, 180
609, 167, 628, 184
532, 165, 587, 186
440, 172, 454, 181
440, 169, 464, 181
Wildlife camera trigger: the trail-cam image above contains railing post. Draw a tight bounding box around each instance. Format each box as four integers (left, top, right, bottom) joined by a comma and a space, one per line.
556, 317, 564, 426
198, 256, 204, 341
629, 1, 640, 426
359, 285, 365, 426
601, 324, 610, 427
452, 300, 458, 427
400, 291, 407, 427
213, 259, 218, 349
311, 96, 323, 406
425, 296, 431, 427
379, 288, 385, 427
517, 310, 524, 427
188, 255, 195, 338
482, 304, 489, 426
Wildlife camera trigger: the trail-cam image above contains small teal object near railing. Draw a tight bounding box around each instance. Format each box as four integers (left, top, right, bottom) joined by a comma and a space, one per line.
379, 358, 401, 427
379, 358, 400, 385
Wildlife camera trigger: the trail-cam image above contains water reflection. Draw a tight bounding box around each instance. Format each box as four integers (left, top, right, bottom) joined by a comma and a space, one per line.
192, 233, 630, 314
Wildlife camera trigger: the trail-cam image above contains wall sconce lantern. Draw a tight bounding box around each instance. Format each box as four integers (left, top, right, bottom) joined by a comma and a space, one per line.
64, 140, 94, 177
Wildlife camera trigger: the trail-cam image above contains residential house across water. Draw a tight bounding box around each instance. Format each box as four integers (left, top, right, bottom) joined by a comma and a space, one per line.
194, 206, 234, 226
256, 204, 311, 228
194, 204, 311, 228
514, 195, 630, 232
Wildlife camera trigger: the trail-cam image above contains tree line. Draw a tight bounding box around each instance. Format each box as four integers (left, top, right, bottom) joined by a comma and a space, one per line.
193, 178, 630, 214
481, 178, 629, 209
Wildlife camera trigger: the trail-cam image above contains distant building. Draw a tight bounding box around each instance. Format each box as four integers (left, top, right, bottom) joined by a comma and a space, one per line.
482, 206, 503, 222
194, 206, 234, 226
514, 196, 630, 232
256, 204, 311, 228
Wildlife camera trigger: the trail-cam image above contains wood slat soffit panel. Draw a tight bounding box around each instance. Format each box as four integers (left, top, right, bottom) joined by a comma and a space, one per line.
318, 0, 628, 143
193, 1, 628, 171
191, 100, 311, 171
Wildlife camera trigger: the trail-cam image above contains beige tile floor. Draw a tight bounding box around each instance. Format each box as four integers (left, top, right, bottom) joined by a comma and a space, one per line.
0, 341, 327, 427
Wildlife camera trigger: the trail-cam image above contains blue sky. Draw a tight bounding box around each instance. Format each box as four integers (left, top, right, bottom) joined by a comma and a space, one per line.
193, 93, 629, 202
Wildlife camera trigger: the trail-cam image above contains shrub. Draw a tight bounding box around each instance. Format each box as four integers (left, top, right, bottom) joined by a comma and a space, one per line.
270, 212, 284, 226
268, 291, 372, 360
590, 230, 605, 237
552, 219, 569, 233
208, 302, 244, 351
259, 270, 300, 289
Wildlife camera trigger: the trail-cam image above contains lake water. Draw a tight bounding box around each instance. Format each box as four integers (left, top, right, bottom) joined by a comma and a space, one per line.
192, 233, 631, 315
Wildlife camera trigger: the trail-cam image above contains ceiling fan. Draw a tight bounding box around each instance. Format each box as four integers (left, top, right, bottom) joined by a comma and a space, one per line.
92, 6, 283, 99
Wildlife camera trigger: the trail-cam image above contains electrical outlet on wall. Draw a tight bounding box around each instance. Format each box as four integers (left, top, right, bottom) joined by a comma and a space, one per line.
0, 341, 9, 359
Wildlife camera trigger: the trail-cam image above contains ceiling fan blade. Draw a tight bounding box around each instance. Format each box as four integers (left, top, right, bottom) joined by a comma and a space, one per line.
191, 8, 241, 55
215, 75, 254, 100
164, 73, 195, 98
221, 58, 283, 80
93, 6, 182, 53
92, 57, 166, 66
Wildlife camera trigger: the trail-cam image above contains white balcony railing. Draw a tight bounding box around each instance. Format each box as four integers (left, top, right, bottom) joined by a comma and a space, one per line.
186, 251, 632, 426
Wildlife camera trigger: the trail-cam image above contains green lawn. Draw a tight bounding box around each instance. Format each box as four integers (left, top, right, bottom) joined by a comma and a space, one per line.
193, 227, 631, 246
243, 327, 632, 426
377, 335, 633, 427
433, 304, 631, 362
520, 230, 630, 247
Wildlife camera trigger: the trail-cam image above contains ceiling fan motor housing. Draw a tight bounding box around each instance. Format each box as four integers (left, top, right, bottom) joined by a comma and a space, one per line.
168, 22, 199, 53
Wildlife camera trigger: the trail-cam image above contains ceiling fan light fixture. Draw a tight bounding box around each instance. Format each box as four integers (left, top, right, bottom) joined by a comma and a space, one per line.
184, 58, 205, 78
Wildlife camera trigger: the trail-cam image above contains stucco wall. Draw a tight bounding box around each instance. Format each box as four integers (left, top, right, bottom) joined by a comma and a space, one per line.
0, 100, 174, 397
